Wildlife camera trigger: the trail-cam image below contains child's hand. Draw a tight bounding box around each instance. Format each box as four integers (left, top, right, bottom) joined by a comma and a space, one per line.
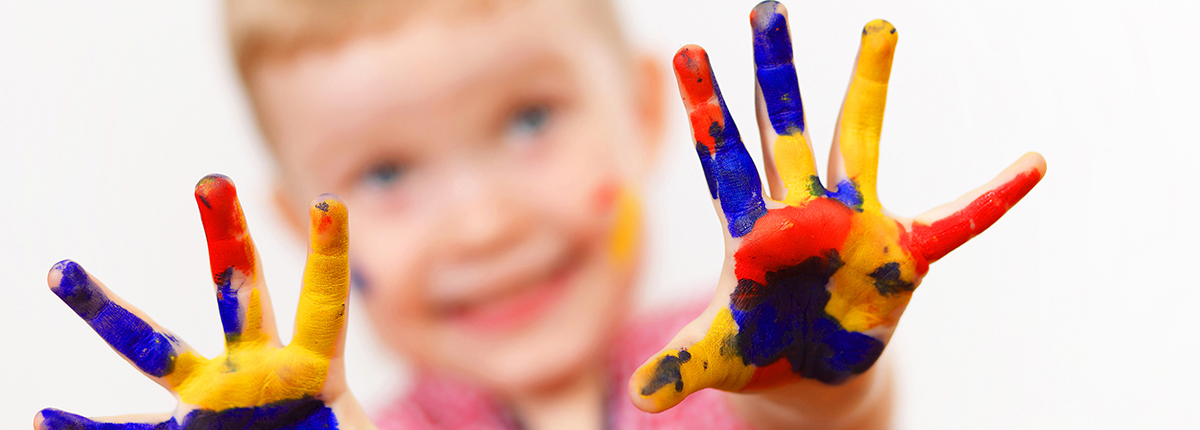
630, 1, 1045, 413
34, 175, 374, 430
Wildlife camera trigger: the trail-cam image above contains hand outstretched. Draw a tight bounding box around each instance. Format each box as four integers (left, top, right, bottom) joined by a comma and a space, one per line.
35, 175, 374, 430
630, 2, 1046, 412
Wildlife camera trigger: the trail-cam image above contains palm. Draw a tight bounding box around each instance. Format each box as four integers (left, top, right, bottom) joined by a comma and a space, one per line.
630, 1, 1045, 412
35, 175, 372, 430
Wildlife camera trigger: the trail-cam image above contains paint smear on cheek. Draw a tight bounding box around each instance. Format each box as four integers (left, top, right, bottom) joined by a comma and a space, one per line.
600, 183, 640, 268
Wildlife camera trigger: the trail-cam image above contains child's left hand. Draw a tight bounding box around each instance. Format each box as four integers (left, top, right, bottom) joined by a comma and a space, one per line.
630, 1, 1045, 413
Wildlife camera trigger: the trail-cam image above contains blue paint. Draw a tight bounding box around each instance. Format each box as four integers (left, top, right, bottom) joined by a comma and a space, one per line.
825, 179, 864, 211
52, 260, 177, 377
695, 63, 767, 238
729, 250, 885, 384
349, 263, 368, 293
868, 262, 914, 296
214, 267, 242, 340
40, 397, 338, 430
752, 1, 805, 134
40, 409, 177, 429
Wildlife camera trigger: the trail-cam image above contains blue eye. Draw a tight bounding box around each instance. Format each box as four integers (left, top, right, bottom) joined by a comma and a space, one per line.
362, 162, 405, 189
509, 105, 551, 138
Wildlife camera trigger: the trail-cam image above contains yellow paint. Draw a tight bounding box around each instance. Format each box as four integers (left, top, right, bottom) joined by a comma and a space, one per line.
772, 131, 820, 205
168, 288, 331, 410
824, 211, 915, 332
634, 307, 754, 411
164, 198, 350, 412
607, 188, 640, 268
294, 198, 350, 357
838, 19, 897, 213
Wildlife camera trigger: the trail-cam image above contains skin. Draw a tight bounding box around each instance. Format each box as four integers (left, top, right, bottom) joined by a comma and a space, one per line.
35, 1, 1045, 429
627, 2, 1046, 429
252, 1, 665, 429
34, 175, 376, 430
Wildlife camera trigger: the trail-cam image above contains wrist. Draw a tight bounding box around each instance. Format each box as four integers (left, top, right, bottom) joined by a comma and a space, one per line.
725, 354, 894, 430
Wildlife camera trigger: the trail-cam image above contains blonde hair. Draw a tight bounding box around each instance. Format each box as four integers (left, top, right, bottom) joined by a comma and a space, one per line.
225, 0, 627, 83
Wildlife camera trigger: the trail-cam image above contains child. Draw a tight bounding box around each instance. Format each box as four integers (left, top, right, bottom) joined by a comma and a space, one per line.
35, 0, 1044, 429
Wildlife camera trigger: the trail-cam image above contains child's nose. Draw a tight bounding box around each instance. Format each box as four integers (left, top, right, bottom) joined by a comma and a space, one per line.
441, 168, 523, 258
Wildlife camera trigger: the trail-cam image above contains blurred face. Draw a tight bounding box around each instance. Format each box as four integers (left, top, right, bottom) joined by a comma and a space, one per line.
250, 0, 661, 394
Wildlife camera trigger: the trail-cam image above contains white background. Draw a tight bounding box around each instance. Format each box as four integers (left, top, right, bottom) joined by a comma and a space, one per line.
2, 0, 1197, 428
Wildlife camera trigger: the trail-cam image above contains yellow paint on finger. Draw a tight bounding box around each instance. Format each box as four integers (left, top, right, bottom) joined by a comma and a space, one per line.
633, 307, 754, 412
293, 197, 350, 358
168, 291, 330, 411
772, 132, 820, 205
839, 20, 897, 213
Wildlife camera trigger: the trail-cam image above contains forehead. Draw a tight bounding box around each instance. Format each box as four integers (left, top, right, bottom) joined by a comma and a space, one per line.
250, 0, 612, 148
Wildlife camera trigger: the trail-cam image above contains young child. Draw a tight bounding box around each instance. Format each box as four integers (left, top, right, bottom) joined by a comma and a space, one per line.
34, 0, 1044, 429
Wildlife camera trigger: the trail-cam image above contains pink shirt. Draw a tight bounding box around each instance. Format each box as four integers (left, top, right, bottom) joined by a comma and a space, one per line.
372, 300, 751, 430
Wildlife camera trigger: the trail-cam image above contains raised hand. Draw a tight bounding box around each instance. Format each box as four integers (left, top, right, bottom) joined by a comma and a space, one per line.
35, 175, 374, 430
630, 1, 1046, 412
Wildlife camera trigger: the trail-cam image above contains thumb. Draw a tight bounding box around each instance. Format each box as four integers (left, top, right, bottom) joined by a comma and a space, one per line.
628, 306, 755, 412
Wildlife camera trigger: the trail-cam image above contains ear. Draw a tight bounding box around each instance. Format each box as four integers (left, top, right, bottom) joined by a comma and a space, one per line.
272, 179, 308, 244
632, 51, 667, 166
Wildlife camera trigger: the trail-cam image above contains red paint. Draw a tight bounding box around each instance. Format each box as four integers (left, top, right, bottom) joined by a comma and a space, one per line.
744, 357, 799, 391
734, 200, 853, 285
195, 175, 257, 284
911, 168, 1043, 263
894, 220, 929, 276
675, 46, 721, 155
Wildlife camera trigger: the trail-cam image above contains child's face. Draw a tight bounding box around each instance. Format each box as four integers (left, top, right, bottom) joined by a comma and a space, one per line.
251, 0, 662, 393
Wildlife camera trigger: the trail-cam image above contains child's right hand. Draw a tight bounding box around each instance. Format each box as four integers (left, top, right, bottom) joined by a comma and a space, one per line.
34, 175, 375, 430
629, 1, 1045, 414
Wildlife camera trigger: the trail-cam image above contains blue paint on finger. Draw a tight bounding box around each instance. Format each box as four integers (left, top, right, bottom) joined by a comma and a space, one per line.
677, 46, 768, 238
752, 2, 805, 134
52, 260, 177, 377
214, 267, 242, 341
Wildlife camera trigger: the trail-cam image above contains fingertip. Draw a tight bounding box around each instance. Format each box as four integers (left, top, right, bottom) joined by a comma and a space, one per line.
1023, 151, 1048, 177
33, 409, 45, 430
309, 194, 349, 255
195, 173, 240, 218
673, 45, 716, 106
862, 19, 897, 39
47, 260, 84, 294
751, 1, 792, 66
857, 19, 898, 82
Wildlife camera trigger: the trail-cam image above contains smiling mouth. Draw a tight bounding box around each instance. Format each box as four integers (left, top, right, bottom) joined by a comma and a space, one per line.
438, 253, 580, 335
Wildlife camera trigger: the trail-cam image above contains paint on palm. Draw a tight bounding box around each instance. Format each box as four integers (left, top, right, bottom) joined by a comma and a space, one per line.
39, 175, 351, 429
633, 2, 1044, 412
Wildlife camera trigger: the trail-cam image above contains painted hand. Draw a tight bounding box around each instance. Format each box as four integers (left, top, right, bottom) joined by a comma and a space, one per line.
35, 175, 374, 430
629, 1, 1046, 412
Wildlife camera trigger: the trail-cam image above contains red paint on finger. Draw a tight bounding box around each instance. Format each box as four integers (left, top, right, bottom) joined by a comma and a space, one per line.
195, 175, 257, 283
911, 168, 1043, 263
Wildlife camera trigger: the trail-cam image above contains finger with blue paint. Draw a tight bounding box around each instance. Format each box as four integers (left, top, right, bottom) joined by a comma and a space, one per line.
751, 1, 821, 204
196, 174, 281, 346
36, 176, 375, 430
674, 44, 768, 239
47, 260, 190, 381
